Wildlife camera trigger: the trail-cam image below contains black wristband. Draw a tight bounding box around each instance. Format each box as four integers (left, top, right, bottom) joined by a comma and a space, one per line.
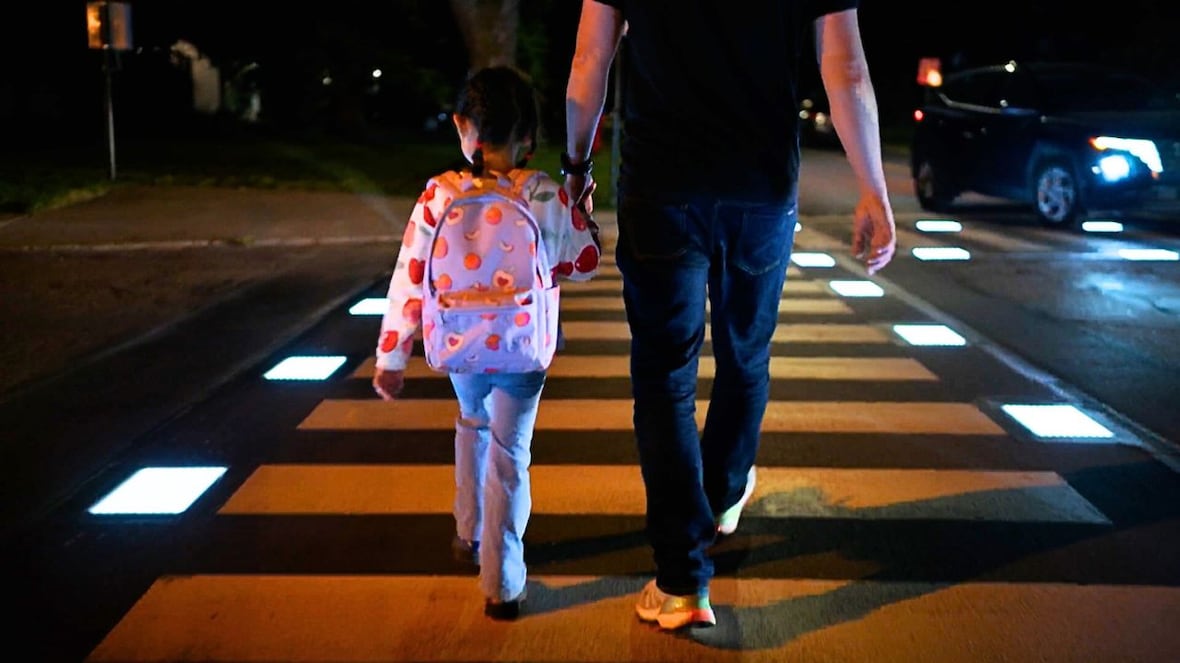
560, 152, 593, 177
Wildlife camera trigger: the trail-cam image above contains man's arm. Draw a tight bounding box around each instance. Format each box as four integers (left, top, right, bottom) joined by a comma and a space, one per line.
565, 1, 624, 208
815, 9, 897, 274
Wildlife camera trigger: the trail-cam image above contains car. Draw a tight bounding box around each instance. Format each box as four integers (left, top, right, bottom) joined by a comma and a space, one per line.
910, 60, 1180, 228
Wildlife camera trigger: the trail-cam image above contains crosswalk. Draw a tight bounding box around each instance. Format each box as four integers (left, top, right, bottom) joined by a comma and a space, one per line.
804, 212, 1180, 260
81, 228, 1180, 662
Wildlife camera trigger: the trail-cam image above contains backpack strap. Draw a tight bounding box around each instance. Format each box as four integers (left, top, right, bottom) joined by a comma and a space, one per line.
495, 176, 556, 290
506, 168, 535, 199
422, 175, 465, 297
508, 170, 557, 289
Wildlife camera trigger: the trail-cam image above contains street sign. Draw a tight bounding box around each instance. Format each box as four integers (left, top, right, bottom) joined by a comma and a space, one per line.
86, 1, 132, 50
86, 1, 132, 180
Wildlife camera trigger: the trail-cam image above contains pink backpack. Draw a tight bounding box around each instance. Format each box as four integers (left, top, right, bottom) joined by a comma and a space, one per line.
421, 172, 559, 374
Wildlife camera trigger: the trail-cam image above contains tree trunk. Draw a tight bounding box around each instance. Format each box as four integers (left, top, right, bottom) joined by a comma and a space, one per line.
448, 0, 520, 73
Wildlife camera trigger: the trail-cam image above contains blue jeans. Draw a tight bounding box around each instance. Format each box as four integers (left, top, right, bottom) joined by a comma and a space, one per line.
450, 370, 547, 602
616, 192, 796, 596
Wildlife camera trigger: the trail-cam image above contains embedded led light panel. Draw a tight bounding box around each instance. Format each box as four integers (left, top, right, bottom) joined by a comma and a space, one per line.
915, 219, 962, 232
912, 246, 971, 261
88, 466, 227, 515
348, 298, 387, 316
1081, 220, 1123, 233
1116, 248, 1179, 261
263, 355, 348, 381
892, 324, 966, 346
828, 280, 884, 297
1000, 404, 1114, 439
791, 252, 836, 267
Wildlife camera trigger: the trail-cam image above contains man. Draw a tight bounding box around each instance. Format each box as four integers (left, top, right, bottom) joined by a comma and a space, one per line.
563, 1, 896, 630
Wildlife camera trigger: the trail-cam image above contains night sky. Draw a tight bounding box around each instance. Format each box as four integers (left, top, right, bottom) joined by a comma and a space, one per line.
4, 1, 1177, 145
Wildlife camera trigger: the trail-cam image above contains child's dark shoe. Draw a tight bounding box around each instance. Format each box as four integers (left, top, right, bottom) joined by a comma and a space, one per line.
451, 535, 479, 566
484, 588, 526, 621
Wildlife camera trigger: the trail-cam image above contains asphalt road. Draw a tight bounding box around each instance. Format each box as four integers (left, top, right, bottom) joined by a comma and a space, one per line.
4, 152, 1180, 661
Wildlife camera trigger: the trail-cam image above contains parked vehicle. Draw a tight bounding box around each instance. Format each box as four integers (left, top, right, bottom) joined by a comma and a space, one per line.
910, 60, 1180, 228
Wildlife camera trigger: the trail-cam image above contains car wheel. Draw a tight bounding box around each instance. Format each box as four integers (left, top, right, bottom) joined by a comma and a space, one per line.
914, 158, 955, 212
1032, 161, 1082, 228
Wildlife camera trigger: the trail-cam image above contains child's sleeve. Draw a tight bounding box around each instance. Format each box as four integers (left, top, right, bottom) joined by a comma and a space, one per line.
536, 176, 600, 283
375, 179, 447, 371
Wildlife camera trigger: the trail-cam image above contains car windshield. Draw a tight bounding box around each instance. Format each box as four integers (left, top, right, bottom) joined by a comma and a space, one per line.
1037, 68, 1179, 113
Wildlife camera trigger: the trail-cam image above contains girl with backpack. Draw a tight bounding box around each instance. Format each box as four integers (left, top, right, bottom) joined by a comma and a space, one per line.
371, 65, 601, 620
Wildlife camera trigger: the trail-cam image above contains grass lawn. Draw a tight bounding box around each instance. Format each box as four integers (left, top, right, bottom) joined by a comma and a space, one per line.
3, 114, 909, 216
0, 120, 621, 215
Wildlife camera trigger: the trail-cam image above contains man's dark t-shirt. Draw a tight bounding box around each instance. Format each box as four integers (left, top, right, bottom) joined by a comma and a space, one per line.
591, 0, 858, 203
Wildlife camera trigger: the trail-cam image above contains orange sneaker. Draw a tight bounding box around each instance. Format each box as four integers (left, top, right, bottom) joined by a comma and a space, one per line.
634, 579, 716, 629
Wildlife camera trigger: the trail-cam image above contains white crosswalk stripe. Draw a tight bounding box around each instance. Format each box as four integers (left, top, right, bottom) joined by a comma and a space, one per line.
803, 213, 1146, 256
899, 223, 1053, 254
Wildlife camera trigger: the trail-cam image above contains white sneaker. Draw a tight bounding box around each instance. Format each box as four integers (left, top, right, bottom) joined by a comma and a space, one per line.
716, 466, 756, 536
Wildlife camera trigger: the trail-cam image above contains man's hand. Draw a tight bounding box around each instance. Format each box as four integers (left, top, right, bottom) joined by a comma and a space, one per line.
565, 173, 597, 215
851, 193, 897, 275
372, 367, 406, 401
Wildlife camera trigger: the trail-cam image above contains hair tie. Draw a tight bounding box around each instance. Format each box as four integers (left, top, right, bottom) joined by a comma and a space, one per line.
472, 146, 485, 177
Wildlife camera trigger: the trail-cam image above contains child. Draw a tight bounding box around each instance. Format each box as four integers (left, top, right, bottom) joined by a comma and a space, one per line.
371, 65, 600, 620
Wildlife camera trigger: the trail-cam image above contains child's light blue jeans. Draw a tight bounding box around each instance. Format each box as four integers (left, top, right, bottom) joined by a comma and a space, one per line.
449, 370, 547, 602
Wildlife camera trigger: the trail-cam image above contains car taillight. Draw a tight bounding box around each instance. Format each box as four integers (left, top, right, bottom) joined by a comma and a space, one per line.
913, 109, 925, 122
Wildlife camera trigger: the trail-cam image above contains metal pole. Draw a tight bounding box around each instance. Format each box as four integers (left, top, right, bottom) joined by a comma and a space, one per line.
103, 48, 117, 180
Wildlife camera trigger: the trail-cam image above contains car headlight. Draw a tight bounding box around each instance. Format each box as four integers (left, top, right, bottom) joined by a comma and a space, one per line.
1090, 136, 1163, 174
1096, 154, 1132, 182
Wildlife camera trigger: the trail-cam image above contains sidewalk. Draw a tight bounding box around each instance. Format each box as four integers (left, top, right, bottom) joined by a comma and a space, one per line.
0, 184, 413, 250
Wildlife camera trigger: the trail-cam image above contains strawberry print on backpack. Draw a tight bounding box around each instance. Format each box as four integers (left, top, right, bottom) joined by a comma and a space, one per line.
421, 172, 560, 373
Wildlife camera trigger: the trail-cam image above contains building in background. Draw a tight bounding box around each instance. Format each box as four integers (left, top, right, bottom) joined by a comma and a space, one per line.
170, 39, 220, 115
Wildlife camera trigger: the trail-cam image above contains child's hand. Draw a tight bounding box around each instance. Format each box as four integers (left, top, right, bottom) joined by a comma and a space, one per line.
372, 367, 406, 400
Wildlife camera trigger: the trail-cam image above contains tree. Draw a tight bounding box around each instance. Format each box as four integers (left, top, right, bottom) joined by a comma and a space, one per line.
448, 0, 520, 72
